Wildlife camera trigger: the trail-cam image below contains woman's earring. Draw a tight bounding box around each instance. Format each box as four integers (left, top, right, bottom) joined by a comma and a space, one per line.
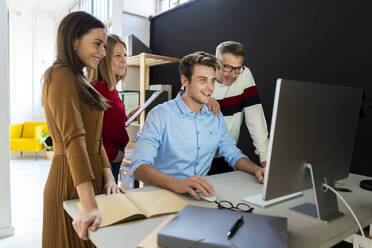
74, 47, 77, 51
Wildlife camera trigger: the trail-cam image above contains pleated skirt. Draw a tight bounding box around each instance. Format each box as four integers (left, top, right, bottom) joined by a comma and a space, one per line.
42, 154, 104, 248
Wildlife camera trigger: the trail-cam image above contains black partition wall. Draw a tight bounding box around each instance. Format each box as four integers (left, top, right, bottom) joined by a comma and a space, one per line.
149, 0, 372, 176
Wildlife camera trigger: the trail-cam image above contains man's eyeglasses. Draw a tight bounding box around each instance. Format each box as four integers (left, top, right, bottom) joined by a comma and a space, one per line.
221, 64, 245, 74
215, 200, 254, 213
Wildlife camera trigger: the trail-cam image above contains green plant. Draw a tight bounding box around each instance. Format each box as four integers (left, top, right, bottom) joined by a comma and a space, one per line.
40, 131, 53, 151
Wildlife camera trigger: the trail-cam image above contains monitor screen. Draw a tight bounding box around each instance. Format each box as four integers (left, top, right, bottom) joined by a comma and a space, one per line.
262, 79, 362, 221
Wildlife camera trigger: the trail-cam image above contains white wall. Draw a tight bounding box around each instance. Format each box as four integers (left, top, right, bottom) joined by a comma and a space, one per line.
122, 12, 150, 47
121, 0, 156, 47
33, 14, 56, 121
8, 6, 56, 124
124, 0, 157, 17
0, 0, 14, 238
111, 0, 123, 38
9, 8, 34, 124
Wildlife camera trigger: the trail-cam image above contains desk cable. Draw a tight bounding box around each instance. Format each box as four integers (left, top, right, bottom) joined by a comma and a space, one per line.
322, 183, 368, 248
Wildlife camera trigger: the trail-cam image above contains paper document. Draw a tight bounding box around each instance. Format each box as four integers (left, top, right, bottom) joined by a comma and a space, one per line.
74, 189, 186, 228
125, 90, 162, 127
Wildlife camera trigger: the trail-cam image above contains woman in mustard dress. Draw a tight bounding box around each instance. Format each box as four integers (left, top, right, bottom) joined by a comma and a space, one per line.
42, 11, 123, 247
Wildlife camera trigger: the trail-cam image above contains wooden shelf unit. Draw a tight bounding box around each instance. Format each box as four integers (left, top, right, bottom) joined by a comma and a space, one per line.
126, 53, 180, 126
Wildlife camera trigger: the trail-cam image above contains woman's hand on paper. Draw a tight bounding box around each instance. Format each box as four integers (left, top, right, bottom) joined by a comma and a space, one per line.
171, 175, 215, 200
102, 167, 125, 195
104, 179, 125, 195
207, 97, 220, 116
72, 208, 101, 240
127, 106, 140, 120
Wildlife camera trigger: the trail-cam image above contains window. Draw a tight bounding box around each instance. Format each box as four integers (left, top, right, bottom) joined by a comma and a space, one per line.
69, 2, 80, 12
69, 0, 112, 33
80, 0, 92, 13
157, 0, 191, 14
92, 0, 111, 22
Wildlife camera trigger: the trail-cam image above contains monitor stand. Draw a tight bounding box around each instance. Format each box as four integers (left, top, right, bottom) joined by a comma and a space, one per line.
241, 191, 303, 208
290, 162, 344, 223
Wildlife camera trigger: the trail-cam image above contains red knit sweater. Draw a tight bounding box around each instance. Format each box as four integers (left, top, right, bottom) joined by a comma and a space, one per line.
93, 79, 129, 161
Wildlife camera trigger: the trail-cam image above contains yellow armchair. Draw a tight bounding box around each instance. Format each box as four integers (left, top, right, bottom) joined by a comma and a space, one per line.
9, 122, 49, 160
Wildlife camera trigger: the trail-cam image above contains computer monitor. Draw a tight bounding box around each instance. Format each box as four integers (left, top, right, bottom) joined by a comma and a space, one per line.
262, 79, 362, 222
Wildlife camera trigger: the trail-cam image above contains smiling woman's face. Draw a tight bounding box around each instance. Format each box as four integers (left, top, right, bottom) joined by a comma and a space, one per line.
74, 27, 107, 69
111, 42, 127, 77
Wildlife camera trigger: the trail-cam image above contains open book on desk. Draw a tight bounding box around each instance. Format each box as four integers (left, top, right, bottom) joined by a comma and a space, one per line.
74, 189, 187, 228
125, 90, 162, 127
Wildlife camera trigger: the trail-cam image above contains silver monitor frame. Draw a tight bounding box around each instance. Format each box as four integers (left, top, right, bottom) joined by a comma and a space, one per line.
263, 79, 362, 222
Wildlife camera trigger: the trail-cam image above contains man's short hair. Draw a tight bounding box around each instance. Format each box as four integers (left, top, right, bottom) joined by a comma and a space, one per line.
216, 41, 245, 58
179, 51, 219, 81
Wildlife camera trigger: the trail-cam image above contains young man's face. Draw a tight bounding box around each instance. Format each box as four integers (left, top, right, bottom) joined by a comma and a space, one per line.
182, 64, 216, 106
216, 53, 244, 86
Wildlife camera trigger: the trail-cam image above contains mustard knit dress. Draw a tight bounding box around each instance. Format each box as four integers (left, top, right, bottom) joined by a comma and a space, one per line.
42, 66, 111, 248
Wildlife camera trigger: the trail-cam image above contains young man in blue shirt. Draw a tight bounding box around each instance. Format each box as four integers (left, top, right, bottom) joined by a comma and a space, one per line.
129, 52, 265, 200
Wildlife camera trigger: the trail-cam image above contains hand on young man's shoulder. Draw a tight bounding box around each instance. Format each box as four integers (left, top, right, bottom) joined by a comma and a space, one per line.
207, 97, 220, 116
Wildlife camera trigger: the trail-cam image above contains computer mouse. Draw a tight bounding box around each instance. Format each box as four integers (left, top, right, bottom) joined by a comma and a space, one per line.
195, 191, 216, 202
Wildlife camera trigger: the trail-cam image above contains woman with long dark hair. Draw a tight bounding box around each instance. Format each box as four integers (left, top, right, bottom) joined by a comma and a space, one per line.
42, 11, 123, 247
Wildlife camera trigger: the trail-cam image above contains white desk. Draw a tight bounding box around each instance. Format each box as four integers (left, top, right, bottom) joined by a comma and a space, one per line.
64, 172, 372, 248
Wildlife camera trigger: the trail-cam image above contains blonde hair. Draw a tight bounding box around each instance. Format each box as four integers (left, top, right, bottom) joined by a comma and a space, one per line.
87, 34, 127, 90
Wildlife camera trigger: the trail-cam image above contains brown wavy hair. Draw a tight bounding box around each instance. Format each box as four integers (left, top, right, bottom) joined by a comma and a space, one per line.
87, 34, 127, 91
43, 11, 109, 111
179, 51, 219, 81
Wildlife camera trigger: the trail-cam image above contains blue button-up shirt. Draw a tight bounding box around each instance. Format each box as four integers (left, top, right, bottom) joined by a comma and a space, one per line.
129, 94, 247, 179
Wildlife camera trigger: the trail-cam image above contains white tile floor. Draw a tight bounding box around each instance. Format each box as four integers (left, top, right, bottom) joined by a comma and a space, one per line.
0, 158, 51, 248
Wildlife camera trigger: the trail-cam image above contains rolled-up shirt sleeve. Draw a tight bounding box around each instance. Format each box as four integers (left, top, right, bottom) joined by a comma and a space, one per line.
129, 108, 163, 175
216, 114, 247, 170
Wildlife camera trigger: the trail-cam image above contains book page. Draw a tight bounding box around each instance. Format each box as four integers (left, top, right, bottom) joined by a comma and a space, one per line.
126, 189, 187, 218
75, 193, 145, 227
